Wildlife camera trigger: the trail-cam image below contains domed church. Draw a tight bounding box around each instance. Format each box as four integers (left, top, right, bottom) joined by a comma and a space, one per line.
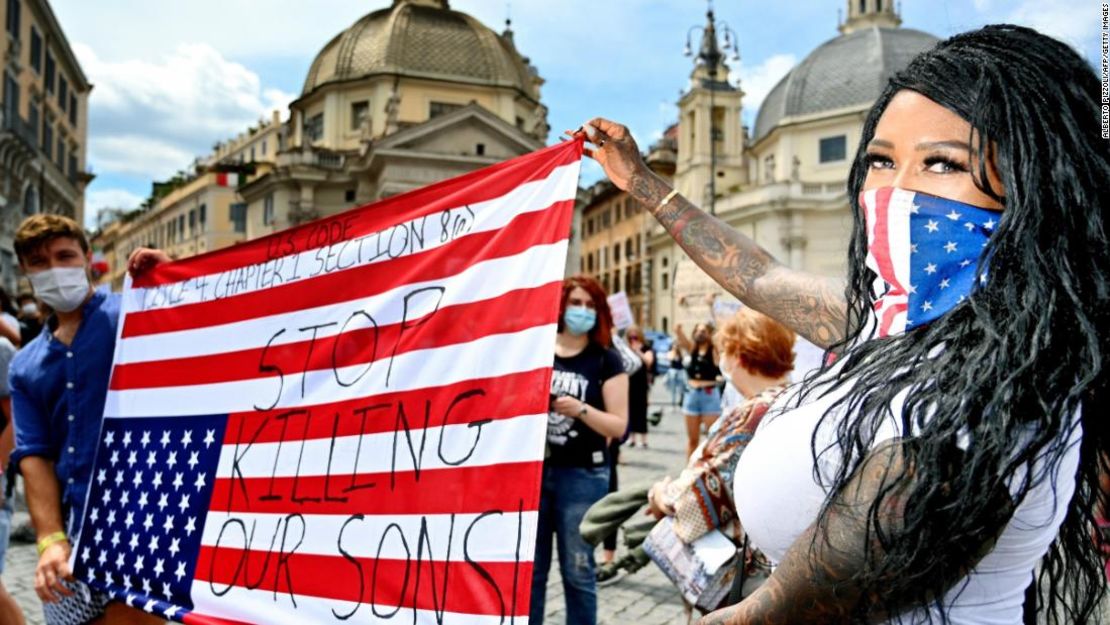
650, 0, 939, 331
237, 0, 549, 234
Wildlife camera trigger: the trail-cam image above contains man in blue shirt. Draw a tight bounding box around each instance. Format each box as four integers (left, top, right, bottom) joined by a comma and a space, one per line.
9, 214, 167, 625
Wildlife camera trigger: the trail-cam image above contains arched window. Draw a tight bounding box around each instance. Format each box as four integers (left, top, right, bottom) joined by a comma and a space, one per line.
860, 0, 867, 14
23, 186, 38, 216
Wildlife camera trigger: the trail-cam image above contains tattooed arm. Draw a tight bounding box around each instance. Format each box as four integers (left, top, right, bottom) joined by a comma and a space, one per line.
695, 440, 998, 625
580, 118, 848, 349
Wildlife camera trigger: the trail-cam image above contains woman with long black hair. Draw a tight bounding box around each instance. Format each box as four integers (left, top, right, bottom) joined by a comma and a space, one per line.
576, 24, 1108, 624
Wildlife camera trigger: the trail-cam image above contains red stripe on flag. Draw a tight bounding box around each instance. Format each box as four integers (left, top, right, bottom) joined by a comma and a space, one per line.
192, 549, 531, 618
133, 140, 583, 288
220, 368, 552, 445
122, 201, 571, 338
110, 283, 561, 390
207, 461, 544, 516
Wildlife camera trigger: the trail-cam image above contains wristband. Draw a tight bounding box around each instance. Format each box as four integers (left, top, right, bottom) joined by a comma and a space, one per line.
656, 189, 679, 211
37, 531, 68, 555
578, 402, 588, 418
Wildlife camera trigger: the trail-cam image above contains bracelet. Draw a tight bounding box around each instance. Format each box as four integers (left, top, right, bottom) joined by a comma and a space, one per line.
36, 531, 68, 555
578, 402, 588, 418
656, 189, 679, 211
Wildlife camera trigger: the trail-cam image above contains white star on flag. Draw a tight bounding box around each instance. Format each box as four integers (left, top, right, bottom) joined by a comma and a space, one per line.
944, 241, 958, 253
203, 429, 215, 448
104, 431, 115, 446
181, 430, 193, 447
169, 538, 180, 557
188, 451, 199, 470
148, 535, 159, 554
132, 471, 144, 488
984, 218, 995, 229
122, 431, 132, 447
143, 599, 156, 613
194, 473, 207, 492
174, 561, 186, 582
140, 431, 151, 447
178, 494, 191, 513
172, 473, 183, 491
925, 220, 939, 233
185, 517, 197, 536
922, 301, 933, 312
163, 515, 175, 534
946, 209, 961, 220
165, 605, 181, 619
160, 431, 171, 448
939, 278, 950, 289
908, 284, 917, 294
167, 451, 177, 469
129, 534, 139, 551
960, 259, 972, 267
97, 469, 106, 485
964, 222, 975, 231
154, 558, 165, 576
143, 513, 154, 531
134, 555, 144, 573
146, 451, 156, 467
924, 263, 938, 274
90, 508, 99, 523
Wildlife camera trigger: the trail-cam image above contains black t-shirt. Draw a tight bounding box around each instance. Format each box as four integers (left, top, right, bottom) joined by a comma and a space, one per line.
547, 342, 624, 467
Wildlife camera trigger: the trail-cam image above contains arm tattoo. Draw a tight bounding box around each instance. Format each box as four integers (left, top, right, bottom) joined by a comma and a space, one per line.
626, 168, 848, 349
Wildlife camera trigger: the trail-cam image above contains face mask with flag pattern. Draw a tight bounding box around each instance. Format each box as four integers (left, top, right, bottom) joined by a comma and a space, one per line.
861, 187, 999, 337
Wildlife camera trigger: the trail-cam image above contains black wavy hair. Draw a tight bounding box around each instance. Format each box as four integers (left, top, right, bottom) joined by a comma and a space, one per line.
803, 24, 1110, 623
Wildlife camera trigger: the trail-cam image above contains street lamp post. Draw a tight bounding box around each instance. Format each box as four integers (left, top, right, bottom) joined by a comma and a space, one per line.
685, 5, 739, 216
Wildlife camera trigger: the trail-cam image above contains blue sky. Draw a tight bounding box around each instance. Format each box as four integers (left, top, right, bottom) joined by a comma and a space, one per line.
50, 0, 1102, 230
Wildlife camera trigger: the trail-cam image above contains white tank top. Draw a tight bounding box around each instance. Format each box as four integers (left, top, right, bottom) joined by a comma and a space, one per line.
733, 376, 1081, 624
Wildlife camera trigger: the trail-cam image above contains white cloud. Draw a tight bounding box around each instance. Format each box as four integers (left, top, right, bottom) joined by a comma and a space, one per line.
85, 188, 145, 229
1002, 0, 1100, 51
733, 53, 798, 126
74, 42, 295, 182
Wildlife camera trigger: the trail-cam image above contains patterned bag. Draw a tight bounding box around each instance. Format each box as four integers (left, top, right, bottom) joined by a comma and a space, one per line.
642, 516, 738, 612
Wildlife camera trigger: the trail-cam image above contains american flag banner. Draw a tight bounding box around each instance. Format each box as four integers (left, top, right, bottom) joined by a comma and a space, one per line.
70, 139, 584, 624
862, 186, 996, 337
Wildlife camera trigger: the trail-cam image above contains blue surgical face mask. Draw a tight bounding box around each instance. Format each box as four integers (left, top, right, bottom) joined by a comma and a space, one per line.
563, 306, 597, 336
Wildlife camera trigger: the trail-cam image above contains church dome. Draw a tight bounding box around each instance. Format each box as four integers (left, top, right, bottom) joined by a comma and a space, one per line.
302, 0, 538, 100
752, 26, 939, 142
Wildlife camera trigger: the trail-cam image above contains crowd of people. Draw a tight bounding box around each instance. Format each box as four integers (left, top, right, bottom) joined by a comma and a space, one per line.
0, 19, 1104, 625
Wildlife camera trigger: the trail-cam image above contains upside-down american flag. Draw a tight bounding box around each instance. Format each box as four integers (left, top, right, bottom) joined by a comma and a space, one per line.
70, 140, 584, 624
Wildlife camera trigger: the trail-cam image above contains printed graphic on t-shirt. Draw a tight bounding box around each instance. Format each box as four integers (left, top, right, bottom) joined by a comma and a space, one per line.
548, 369, 588, 446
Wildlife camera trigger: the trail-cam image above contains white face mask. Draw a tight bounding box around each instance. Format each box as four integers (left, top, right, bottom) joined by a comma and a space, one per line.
29, 266, 91, 313
21, 302, 38, 316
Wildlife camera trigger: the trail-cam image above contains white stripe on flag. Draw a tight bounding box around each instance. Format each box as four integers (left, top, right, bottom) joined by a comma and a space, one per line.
214, 413, 545, 479
199, 510, 538, 562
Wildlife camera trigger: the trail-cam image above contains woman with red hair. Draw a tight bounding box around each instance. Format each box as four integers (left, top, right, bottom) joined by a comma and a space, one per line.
647, 308, 795, 609
531, 275, 629, 625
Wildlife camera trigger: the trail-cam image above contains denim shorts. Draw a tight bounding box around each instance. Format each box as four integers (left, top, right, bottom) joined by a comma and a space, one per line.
682, 384, 722, 416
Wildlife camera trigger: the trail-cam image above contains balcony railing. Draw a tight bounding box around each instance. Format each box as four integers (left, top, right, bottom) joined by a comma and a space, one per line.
0, 110, 39, 151
278, 146, 346, 171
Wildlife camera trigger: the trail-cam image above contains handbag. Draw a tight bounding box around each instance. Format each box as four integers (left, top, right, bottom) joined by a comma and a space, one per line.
642, 516, 738, 613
